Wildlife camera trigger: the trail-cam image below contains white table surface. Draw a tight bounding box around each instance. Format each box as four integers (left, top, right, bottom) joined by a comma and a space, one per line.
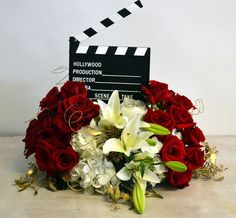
0, 136, 235, 218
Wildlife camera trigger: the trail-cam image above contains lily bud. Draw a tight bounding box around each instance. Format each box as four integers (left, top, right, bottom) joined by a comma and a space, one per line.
146, 138, 157, 146
142, 123, 170, 135
165, 161, 187, 172
150, 123, 170, 134
132, 175, 146, 214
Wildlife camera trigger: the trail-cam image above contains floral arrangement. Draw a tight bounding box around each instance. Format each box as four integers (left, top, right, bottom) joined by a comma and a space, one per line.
16, 80, 225, 214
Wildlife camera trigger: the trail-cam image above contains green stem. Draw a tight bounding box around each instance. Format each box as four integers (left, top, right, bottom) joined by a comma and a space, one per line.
151, 162, 165, 166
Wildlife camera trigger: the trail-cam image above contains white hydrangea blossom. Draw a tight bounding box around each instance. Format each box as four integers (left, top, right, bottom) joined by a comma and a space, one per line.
71, 127, 97, 156
121, 98, 147, 121
71, 127, 116, 194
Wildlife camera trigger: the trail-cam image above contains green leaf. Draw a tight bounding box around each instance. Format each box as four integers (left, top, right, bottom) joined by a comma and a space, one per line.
125, 154, 134, 162
146, 189, 164, 199
140, 161, 146, 178
165, 161, 187, 172
213, 176, 224, 182
48, 178, 58, 192
153, 192, 164, 199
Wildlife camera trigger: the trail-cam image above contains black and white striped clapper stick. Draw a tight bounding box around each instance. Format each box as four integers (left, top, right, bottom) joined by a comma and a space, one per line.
74, 0, 143, 44
69, 0, 150, 102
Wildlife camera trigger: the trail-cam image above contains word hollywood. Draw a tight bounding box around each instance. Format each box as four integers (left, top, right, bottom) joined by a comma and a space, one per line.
73, 61, 102, 68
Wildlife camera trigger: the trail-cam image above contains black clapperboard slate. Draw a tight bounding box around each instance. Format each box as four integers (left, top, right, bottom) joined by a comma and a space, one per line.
69, 0, 150, 101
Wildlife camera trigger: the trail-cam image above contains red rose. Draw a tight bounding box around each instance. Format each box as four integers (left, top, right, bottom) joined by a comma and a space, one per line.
23, 108, 72, 157
24, 111, 54, 158
160, 135, 186, 162
185, 147, 205, 170
35, 127, 70, 150
54, 94, 100, 133
165, 170, 192, 189
52, 147, 79, 172
181, 126, 205, 146
141, 81, 169, 105
37, 109, 53, 121
141, 85, 155, 104
168, 90, 175, 98
170, 94, 194, 111
35, 140, 55, 175
144, 109, 176, 131
40, 87, 59, 112
167, 106, 195, 129
23, 119, 38, 158
61, 81, 87, 99
52, 132, 72, 149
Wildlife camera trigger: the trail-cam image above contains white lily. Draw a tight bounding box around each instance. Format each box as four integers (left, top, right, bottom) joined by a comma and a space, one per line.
103, 116, 154, 156
141, 137, 163, 154
116, 161, 161, 184
97, 90, 126, 129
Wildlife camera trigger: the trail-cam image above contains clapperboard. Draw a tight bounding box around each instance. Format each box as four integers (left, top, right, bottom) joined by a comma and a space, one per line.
69, 0, 150, 101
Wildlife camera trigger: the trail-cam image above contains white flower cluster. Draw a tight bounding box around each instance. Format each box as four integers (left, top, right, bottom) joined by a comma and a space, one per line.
70, 91, 167, 194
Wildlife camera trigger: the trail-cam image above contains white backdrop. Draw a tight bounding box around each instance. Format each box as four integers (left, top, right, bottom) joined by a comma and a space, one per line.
0, 0, 235, 136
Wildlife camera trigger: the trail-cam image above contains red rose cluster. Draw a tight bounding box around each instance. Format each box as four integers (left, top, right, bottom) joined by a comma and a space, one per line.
142, 81, 205, 188
23, 81, 99, 176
